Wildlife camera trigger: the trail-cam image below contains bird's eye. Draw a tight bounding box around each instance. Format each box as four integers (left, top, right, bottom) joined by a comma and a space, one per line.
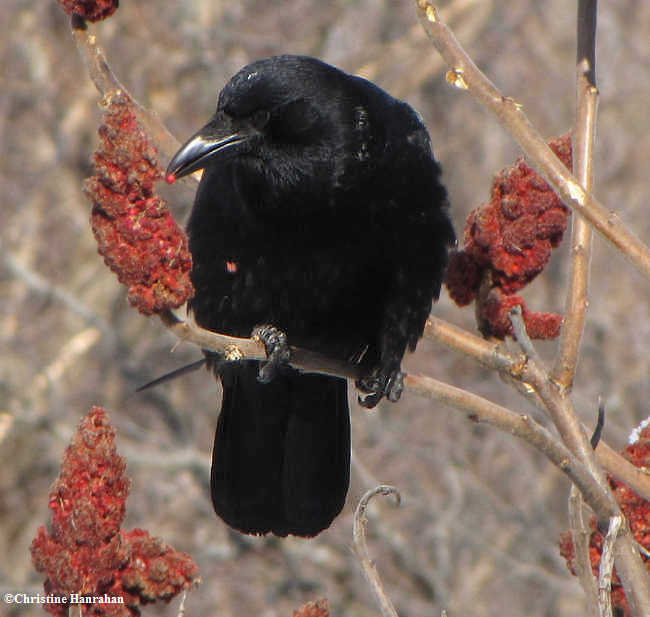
264, 99, 322, 144
251, 109, 271, 130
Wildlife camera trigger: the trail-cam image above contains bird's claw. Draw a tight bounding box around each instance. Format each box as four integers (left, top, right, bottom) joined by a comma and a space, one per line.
356, 367, 405, 408
252, 325, 291, 383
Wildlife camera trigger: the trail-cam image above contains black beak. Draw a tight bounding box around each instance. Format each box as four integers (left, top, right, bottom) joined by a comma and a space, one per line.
166, 113, 257, 180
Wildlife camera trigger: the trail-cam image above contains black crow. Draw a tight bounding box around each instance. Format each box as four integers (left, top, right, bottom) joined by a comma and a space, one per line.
167, 55, 455, 537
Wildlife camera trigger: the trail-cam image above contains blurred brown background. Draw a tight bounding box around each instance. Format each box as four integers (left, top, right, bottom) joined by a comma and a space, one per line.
1, 1, 649, 616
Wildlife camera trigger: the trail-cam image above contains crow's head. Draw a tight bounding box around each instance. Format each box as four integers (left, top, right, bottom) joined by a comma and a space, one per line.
166, 55, 429, 206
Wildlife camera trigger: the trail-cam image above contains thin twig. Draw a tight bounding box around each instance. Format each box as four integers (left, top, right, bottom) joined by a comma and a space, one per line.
351, 453, 446, 602
70, 15, 181, 163
415, 0, 650, 280
407, 372, 610, 513
598, 514, 622, 617
509, 308, 650, 614
568, 486, 599, 617
177, 590, 188, 617
424, 316, 525, 375
509, 307, 605, 486
509, 306, 540, 362
590, 397, 605, 450
4, 253, 114, 340
353, 486, 402, 617
552, 0, 599, 389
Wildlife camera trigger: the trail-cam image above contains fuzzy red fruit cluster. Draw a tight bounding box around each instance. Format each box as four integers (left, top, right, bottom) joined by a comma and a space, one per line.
84, 92, 194, 315
292, 599, 330, 617
559, 423, 650, 617
58, 0, 119, 22
31, 407, 199, 617
445, 134, 572, 339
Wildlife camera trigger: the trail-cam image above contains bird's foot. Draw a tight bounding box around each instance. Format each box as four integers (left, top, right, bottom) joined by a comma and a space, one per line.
356, 366, 405, 408
252, 325, 291, 383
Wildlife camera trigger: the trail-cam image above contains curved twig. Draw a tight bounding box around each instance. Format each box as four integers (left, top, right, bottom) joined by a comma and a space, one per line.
353, 486, 402, 617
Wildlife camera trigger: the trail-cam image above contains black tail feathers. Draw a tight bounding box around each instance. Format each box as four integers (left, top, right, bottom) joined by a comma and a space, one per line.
210, 363, 350, 537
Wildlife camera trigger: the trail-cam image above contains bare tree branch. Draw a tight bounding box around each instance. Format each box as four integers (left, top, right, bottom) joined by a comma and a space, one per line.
610, 524, 650, 617
595, 441, 650, 503
598, 514, 622, 617
569, 486, 599, 617
406, 372, 610, 513
160, 308, 363, 380
510, 306, 611, 497
163, 306, 650, 506
509, 306, 650, 614
424, 316, 525, 374
415, 0, 650, 280
424, 315, 650, 500
70, 15, 181, 163
552, 0, 599, 389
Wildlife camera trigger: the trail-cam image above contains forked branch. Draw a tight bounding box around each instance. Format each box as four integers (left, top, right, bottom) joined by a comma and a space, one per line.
415, 0, 650, 280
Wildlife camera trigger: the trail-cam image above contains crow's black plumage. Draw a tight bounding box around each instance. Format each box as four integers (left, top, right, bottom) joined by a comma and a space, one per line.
167, 55, 455, 537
